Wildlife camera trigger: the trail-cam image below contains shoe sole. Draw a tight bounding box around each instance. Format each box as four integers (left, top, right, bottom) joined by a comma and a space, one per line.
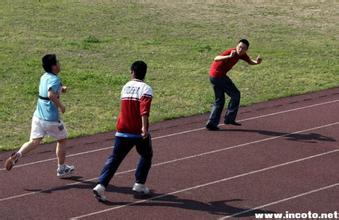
132, 189, 150, 195
57, 169, 74, 178
224, 123, 241, 126
206, 127, 220, 131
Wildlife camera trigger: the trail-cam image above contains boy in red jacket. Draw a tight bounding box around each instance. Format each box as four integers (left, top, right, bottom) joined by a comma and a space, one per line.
93, 61, 153, 202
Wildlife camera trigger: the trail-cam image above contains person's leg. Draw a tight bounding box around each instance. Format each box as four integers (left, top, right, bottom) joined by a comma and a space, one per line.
23, 116, 45, 155
223, 76, 241, 124
94, 137, 134, 201
44, 120, 74, 176
98, 137, 134, 187
55, 138, 74, 176
5, 138, 43, 171
133, 136, 153, 194
18, 138, 43, 155
207, 77, 226, 128
55, 139, 69, 167
134, 136, 153, 184
56, 138, 74, 177
4, 116, 44, 171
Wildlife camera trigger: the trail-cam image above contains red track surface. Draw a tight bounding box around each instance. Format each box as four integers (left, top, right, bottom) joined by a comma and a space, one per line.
1, 87, 338, 220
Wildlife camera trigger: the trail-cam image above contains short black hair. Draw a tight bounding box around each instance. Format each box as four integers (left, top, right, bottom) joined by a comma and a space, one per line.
131, 60, 147, 80
42, 54, 58, 73
239, 39, 250, 48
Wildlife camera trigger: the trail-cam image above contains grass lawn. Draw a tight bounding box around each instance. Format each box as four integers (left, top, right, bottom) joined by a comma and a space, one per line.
0, 0, 338, 151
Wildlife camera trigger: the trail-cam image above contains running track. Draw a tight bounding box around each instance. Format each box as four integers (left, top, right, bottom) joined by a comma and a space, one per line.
1, 87, 338, 220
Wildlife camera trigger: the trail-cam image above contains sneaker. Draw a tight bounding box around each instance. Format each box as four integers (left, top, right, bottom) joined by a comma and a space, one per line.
4, 152, 19, 171
93, 184, 107, 202
205, 123, 220, 131
224, 120, 242, 126
56, 164, 75, 177
132, 183, 150, 195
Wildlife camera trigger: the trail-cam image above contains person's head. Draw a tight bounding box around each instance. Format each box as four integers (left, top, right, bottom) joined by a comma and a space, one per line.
236, 39, 250, 56
42, 54, 60, 74
131, 60, 147, 80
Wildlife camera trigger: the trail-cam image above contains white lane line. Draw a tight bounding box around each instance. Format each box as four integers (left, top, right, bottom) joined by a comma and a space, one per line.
1, 99, 338, 171
219, 183, 339, 219
69, 149, 339, 220
0, 122, 338, 203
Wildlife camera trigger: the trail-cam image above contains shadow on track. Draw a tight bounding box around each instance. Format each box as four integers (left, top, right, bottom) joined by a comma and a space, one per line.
25, 178, 274, 218
218, 128, 336, 143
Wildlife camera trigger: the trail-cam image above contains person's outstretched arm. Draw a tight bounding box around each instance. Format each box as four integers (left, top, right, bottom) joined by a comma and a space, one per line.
214, 50, 237, 61
243, 54, 263, 65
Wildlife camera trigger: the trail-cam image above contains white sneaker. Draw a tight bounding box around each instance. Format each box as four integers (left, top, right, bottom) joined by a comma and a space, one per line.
56, 164, 75, 178
132, 183, 150, 195
93, 184, 107, 202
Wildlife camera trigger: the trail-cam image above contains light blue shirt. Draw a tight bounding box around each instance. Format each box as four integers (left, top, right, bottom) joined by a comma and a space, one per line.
34, 72, 61, 121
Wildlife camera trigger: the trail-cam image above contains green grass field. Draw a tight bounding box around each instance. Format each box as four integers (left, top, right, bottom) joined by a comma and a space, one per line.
0, 0, 338, 151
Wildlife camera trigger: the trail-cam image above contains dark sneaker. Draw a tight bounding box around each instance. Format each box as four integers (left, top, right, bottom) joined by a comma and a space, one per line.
205, 123, 220, 131
57, 164, 75, 177
4, 152, 19, 171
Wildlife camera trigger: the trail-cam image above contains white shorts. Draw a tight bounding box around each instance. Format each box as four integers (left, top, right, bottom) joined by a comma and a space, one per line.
30, 116, 68, 140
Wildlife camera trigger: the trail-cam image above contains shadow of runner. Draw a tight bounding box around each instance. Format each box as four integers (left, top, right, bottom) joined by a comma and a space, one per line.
25, 179, 274, 218
102, 193, 275, 218
218, 128, 336, 143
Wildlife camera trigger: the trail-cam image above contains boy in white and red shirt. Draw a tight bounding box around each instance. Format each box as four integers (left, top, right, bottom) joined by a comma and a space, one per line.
93, 61, 153, 202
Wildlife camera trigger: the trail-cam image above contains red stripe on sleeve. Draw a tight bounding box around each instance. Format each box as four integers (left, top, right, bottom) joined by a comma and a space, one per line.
140, 96, 152, 116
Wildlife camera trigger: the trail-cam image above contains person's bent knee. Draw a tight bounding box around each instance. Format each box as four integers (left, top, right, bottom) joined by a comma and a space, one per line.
215, 97, 225, 106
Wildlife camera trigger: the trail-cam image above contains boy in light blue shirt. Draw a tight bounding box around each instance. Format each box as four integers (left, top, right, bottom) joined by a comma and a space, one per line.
34, 71, 62, 121
4, 54, 74, 177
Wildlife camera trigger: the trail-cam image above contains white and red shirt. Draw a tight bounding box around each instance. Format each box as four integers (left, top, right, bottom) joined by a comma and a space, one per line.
115, 79, 153, 138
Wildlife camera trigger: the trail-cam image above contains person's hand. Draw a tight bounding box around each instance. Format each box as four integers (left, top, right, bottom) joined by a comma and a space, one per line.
230, 50, 237, 57
60, 104, 66, 114
141, 127, 149, 139
61, 86, 67, 93
256, 55, 262, 64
